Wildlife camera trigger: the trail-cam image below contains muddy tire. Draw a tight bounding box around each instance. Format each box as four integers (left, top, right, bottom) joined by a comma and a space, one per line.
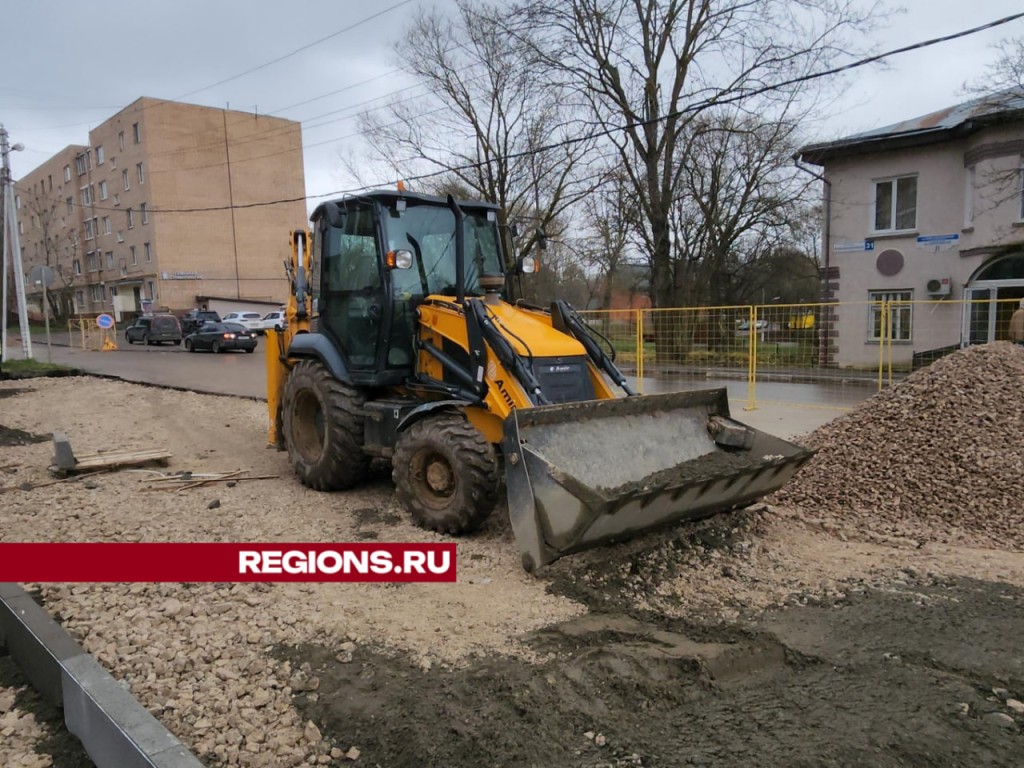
282, 359, 369, 491
392, 412, 500, 535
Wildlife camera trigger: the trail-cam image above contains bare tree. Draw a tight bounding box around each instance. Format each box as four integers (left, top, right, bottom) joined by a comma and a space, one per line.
23, 197, 78, 322
353, 0, 599, 266
517, 0, 878, 357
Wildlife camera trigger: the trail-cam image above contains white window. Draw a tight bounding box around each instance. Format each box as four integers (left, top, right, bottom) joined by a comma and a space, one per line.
85, 219, 96, 240
133, 122, 141, 144
63, 165, 71, 182
80, 185, 93, 206
120, 258, 128, 277
113, 193, 120, 207
147, 280, 156, 300
99, 180, 108, 201
102, 216, 111, 235
90, 284, 104, 302
106, 251, 114, 269
868, 290, 913, 342
73, 259, 82, 275
122, 169, 130, 191
144, 242, 152, 262
119, 131, 125, 152
117, 230, 125, 243
873, 175, 917, 233
136, 162, 144, 184
130, 246, 137, 265
127, 208, 134, 229
76, 289, 85, 308
964, 166, 975, 227
86, 251, 98, 271
75, 153, 86, 175
140, 202, 148, 224
96, 146, 105, 165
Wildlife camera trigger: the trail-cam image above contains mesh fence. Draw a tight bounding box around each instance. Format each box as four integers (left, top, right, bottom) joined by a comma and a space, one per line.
580, 298, 1023, 411
68, 318, 119, 351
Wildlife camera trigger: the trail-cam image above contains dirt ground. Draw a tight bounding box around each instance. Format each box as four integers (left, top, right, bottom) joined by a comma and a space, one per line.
1, 375, 1023, 767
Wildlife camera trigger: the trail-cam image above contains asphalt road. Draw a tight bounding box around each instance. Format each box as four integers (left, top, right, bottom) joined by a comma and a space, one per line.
4, 331, 850, 438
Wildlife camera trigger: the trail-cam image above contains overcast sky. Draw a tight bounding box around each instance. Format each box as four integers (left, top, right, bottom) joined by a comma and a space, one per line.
3, 0, 1024, 214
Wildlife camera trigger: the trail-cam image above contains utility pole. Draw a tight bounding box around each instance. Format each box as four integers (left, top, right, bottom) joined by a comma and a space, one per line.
1, 124, 32, 362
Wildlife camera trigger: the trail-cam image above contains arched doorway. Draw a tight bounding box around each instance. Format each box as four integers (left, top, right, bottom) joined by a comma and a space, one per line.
962, 252, 1024, 344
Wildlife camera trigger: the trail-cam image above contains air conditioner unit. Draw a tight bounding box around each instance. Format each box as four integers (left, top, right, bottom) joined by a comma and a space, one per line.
926, 276, 952, 297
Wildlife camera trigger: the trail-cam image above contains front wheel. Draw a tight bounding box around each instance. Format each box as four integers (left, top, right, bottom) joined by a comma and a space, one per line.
244, 347, 254, 354
282, 359, 370, 491
184, 338, 194, 352
392, 412, 500, 535
142, 333, 150, 346
211, 340, 221, 354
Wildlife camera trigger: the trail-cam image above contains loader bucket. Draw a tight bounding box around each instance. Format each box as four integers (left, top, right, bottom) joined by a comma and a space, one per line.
501, 388, 815, 572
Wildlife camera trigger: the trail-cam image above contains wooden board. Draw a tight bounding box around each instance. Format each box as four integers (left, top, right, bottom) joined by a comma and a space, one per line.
57, 449, 172, 473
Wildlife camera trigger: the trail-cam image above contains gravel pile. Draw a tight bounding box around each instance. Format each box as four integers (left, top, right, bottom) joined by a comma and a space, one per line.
773, 342, 1024, 547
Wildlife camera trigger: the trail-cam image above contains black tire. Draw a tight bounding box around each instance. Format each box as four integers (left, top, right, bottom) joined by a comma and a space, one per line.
125, 332, 133, 344
392, 412, 500, 535
282, 359, 369, 491
244, 347, 254, 354
185, 338, 194, 352
142, 333, 150, 346
211, 340, 221, 354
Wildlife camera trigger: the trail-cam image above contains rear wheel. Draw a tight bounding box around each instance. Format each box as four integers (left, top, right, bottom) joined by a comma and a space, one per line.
142, 333, 150, 346
245, 347, 254, 353
185, 339, 194, 352
282, 359, 369, 491
211, 340, 221, 354
393, 412, 500, 535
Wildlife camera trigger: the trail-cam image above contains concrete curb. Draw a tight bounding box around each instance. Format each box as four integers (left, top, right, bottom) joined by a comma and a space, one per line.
0, 582, 205, 768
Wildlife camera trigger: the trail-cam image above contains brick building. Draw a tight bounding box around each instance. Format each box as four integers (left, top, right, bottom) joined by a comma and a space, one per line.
13, 97, 306, 321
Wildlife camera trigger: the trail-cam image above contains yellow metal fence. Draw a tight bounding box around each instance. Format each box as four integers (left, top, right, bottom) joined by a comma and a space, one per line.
580, 298, 1022, 411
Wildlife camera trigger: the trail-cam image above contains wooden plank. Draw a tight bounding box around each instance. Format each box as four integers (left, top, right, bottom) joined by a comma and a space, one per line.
71, 450, 172, 470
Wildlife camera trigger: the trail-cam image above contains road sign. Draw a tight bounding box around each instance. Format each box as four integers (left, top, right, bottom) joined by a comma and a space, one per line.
833, 240, 875, 253
96, 313, 115, 329
28, 265, 56, 287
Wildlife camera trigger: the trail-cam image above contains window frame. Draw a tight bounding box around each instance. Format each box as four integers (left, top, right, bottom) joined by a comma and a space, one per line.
871, 174, 918, 234
867, 289, 913, 343
136, 162, 144, 184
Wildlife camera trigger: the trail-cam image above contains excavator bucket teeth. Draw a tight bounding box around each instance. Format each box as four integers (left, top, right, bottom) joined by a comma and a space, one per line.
502, 388, 815, 572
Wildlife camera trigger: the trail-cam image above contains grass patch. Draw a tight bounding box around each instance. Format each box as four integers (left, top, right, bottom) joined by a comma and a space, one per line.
0, 359, 79, 380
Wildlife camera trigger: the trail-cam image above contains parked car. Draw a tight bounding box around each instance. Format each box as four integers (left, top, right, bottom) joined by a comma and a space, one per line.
258, 309, 288, 333
184, 322, 258, 354
180, 309, 221, 335
124, 314, 182, 345
221, 311, 266, 333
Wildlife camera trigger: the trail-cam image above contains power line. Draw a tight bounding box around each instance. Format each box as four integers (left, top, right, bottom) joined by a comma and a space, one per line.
173, 0, 415, 100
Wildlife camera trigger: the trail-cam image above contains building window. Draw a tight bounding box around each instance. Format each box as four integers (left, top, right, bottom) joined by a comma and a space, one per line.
64, 165, 71, 182
133, 122, 141, 144
140, 203, 148, 224
117, 230, 125, 243
18, 221, 23, 235
96, 146, 105, 165
106, 251, 114, 269
127, 208, 134, 229
147, 280, 156, 300
868, 290, 913, 342
113, 193, 120, 207
84, 218, 96, 240
90, 284, 104, 302
14, 195, 20, 210
1019, 165, 1024, 221
136, 162, 144, 184
119, 131, 125, 152
80, 185, 93, 206
86, 251, 98, 271
102, 216, 111, 235
66, 197, 74, 215
76, 289, 85, 308
99, 180, 108, 201
144, 242, 152, 262
872, 175, 917, 232
120, 258, 128, 277
47, 175, 52, 191
122, 169, 130, 191
73, 259, 82, 275
964, 166, 975, 227
75, 153, 86, 175
130, 245, 137, 265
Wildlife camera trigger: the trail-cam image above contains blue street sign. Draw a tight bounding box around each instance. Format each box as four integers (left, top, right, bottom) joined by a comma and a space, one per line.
96, 313, 114, 329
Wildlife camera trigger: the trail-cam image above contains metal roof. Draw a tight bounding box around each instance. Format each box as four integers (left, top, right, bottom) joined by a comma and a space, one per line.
798, 88, 1024, 164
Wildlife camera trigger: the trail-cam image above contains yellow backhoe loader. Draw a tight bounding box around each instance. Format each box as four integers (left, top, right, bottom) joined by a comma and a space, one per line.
266, 189, 813, 571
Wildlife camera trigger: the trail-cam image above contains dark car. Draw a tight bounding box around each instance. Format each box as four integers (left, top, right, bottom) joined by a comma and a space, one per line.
184, 322, 257, 354
125, 314, 182, 345
180, 309, 222, 335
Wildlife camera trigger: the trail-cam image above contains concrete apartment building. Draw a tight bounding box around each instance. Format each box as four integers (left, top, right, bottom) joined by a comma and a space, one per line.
14, 97, 307, 321
797, 91, 1024, 368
